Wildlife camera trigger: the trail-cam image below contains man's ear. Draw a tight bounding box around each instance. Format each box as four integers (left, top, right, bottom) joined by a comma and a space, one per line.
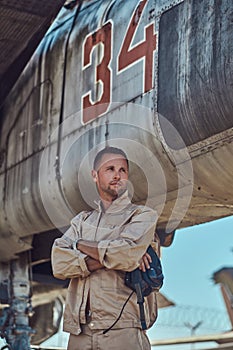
91, 169, 98, 183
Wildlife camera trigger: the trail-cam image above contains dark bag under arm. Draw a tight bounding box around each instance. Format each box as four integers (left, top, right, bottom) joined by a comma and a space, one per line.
124, 245, 164, 329
103, 245, 164, 333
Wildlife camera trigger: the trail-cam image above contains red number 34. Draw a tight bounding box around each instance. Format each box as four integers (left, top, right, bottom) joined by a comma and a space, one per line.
82, 0, 157, 124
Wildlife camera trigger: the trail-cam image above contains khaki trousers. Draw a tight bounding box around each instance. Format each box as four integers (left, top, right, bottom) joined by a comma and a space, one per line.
67, 324, 151, 350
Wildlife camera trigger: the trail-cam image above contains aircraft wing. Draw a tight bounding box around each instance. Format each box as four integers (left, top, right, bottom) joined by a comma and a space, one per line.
0, 0, 66, 106
157, 292, 175, 309
151, 331, 233, 347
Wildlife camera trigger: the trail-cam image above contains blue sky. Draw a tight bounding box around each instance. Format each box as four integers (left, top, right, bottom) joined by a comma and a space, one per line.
158, 215, 233, 310
148, 215, 233, 349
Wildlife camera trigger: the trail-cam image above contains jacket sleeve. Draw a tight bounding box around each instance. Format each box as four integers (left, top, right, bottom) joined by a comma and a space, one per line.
98, 207, 158, 271
51, 214, 90, 280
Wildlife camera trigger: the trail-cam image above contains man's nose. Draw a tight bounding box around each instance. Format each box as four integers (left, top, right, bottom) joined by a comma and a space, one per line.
113, 170, 121, 179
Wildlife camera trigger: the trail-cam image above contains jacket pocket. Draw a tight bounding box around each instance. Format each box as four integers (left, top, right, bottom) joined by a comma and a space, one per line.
100, 269, 125, 290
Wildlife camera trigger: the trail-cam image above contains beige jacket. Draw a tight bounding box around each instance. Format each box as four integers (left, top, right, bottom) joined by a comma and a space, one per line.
51, 191, 159, 335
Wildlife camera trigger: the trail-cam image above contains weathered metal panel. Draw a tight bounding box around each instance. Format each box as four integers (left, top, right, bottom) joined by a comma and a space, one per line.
158, 0, 233, 147
0, 0, 233, 261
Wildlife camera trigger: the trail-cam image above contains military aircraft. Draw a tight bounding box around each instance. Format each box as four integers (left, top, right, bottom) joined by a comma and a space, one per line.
0, 0, 233, 348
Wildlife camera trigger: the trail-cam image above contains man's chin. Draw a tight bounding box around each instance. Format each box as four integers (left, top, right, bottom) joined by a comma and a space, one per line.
108, 186, 126, 199
115, 187, 127, 197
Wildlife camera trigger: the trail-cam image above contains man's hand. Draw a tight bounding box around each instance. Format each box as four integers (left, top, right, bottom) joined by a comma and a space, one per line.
77, 239, 99, 261
85, 257, 103, 272
139, 252, 152, 272
76, 240, 103, 272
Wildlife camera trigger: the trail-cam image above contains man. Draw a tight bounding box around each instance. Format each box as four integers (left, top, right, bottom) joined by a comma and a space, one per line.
52, 146, 159, 350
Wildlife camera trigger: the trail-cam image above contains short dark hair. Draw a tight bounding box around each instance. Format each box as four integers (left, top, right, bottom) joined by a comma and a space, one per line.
93, 147, 128, 170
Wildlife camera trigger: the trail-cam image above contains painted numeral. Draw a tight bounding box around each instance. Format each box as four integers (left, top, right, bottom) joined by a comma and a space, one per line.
118, 0, 157, 93
82, 21, 112, 124
81, 0, 157, 124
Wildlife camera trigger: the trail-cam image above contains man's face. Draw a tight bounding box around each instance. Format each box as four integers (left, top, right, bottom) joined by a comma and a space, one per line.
92, 153, 129, 202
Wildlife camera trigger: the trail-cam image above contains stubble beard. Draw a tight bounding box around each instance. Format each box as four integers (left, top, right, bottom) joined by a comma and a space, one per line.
102, 182, 127, 201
